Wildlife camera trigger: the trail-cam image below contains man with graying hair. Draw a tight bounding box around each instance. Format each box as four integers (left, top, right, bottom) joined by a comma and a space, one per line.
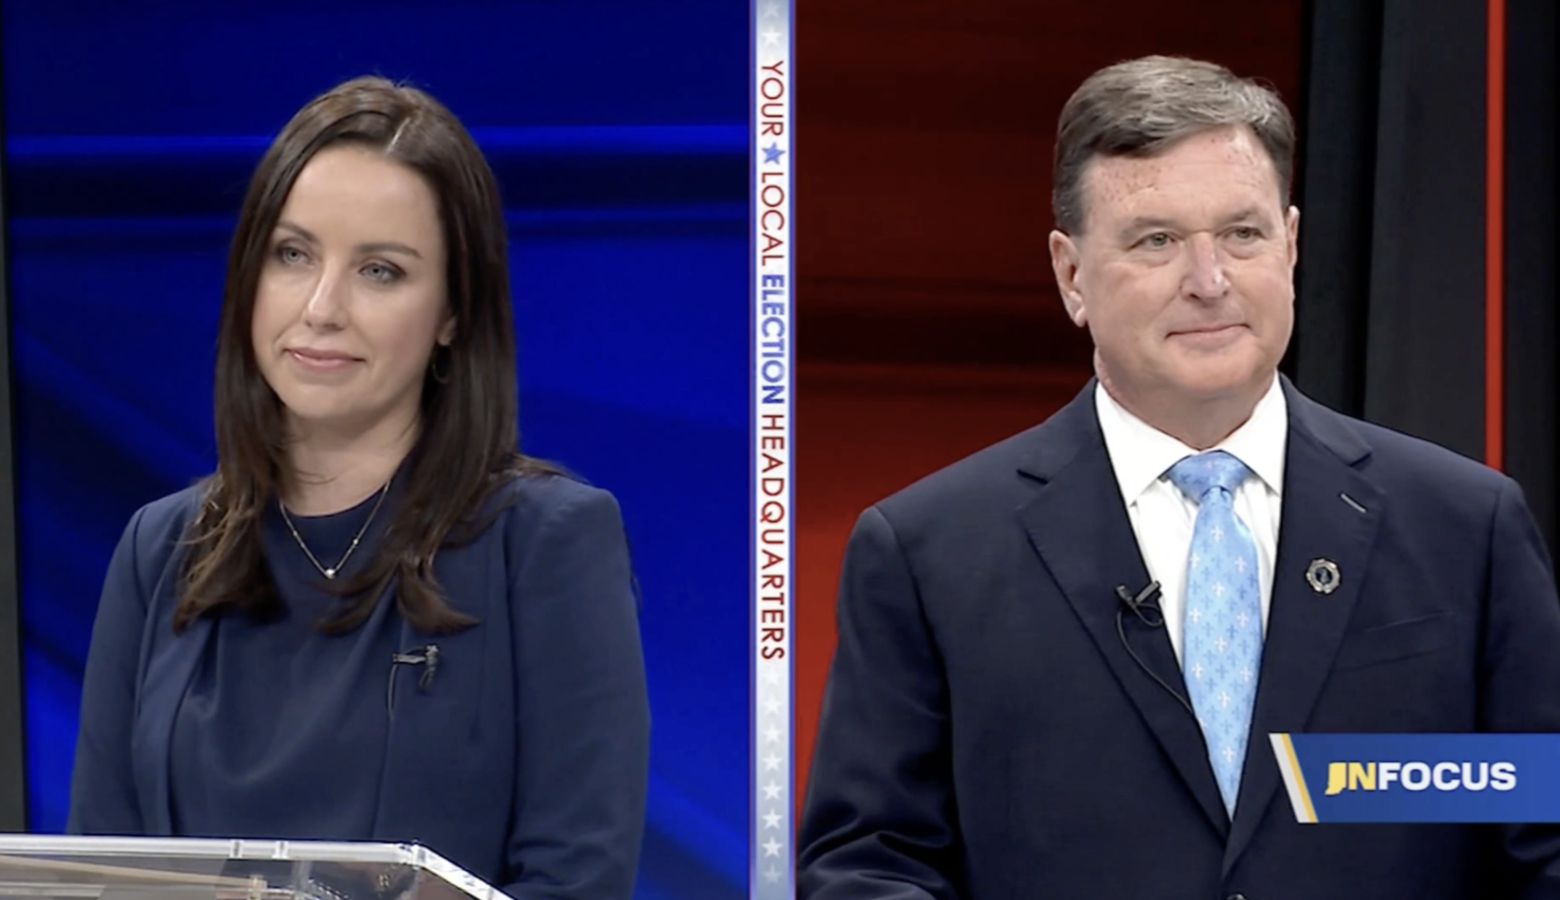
798, 55, 1560, 899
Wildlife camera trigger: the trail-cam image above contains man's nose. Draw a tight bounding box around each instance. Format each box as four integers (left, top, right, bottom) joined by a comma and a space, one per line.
1184, 233, 1231, 300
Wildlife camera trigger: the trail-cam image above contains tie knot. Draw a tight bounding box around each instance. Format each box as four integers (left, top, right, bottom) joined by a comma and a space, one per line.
1166, 450, 1251, 501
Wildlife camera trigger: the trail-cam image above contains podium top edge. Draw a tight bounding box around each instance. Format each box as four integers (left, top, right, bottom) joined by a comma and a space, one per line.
0, 835, 420, 863
0, 836, 507, 900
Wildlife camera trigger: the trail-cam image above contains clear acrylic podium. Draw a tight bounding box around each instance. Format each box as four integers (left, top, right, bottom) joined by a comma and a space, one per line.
0, 835, 511, 900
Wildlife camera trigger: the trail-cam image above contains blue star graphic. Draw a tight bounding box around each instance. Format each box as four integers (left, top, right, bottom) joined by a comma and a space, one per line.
763, 142, 785, 164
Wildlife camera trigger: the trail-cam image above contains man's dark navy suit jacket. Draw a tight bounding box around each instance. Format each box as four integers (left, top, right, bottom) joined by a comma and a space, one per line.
799, 377, 1560, 899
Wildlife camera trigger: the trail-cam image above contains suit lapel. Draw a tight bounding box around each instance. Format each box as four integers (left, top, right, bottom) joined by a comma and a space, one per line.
134, 614, 214, 834
372, 591, 489, 841
1224, 381, 1383, 871
1016, 383, 1231, 839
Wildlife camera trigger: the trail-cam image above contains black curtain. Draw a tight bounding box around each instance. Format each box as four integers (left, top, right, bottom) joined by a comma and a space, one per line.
0, 56, 30, 830
1290, 0, 1558, 558
1502, 0, 1558, 562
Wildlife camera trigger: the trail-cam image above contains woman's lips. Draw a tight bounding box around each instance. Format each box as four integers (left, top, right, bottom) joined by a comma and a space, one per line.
285, 348, 361, 373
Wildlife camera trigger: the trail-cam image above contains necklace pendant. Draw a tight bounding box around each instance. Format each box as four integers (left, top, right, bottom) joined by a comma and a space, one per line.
324, 568, 336, 579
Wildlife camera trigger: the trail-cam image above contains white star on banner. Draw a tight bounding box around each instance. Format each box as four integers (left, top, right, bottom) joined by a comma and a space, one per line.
763, 866, 781, 883
762, 810, 783, 829
764, 725, 782, 743
762, 1, 782, 18
763, 752, 782, 771
763, 697, 782, 714
762, 781, 783, 800
761, 27, 782, 46
762, 838, 783, 857
763, 668, 782, 687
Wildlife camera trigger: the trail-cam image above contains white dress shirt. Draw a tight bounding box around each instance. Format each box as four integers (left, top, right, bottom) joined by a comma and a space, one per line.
1094, 376, 1288, 662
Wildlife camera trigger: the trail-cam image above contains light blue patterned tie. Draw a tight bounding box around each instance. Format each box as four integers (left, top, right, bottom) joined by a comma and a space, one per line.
1166, 450, 1263, 818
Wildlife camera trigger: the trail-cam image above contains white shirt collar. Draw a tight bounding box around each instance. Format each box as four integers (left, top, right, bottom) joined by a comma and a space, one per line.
1094, 374, 1288, 504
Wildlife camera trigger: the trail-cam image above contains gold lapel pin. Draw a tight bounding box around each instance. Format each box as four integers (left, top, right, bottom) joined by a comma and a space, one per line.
1306, 558, 1341, 594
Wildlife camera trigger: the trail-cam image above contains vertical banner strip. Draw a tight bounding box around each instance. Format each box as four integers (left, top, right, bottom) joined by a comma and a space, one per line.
1269, 733, 1319, 824
751, 0, 794, 897
1484, 0, 1505, 470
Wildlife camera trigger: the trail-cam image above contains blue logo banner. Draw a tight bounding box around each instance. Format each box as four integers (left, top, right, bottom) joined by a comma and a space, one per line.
1271, 734, 1560, 823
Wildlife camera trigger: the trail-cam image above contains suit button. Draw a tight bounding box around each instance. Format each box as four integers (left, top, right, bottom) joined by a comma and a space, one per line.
1227, 894, 1248, 900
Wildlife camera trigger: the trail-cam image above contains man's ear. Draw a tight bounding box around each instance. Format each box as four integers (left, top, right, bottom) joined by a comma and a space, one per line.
1049, 230, 1088, 327
1285, 205, 1301, 274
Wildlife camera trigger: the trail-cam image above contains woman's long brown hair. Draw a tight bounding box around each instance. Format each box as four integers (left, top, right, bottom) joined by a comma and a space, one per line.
174, 76, 555, 635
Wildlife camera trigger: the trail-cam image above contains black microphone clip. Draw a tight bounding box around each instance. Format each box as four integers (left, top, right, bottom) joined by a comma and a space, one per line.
392, 643, 440, 689
386, 643, 440, 714
1115, 581, 1164, 628
1113, 580, 1193, 717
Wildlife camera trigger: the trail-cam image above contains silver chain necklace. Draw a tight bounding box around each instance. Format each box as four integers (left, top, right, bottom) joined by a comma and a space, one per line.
278, 479, 392, 579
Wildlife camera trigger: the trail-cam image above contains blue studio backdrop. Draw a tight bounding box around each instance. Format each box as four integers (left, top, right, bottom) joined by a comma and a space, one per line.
1, 3, 748, 898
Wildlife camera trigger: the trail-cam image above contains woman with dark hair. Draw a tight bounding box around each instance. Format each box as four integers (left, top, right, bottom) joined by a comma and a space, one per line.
66, 76, 650, 899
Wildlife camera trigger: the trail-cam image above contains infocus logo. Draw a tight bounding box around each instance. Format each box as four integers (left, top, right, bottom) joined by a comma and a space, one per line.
1324, 761, 1517, 795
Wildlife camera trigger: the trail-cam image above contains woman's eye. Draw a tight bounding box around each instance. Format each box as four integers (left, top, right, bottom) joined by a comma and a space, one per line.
363, 262, 401, 283
276, 245, 307, 265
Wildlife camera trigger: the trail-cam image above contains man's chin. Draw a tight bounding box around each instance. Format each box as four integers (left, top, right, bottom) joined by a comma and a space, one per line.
1162, 369, 1270, 404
